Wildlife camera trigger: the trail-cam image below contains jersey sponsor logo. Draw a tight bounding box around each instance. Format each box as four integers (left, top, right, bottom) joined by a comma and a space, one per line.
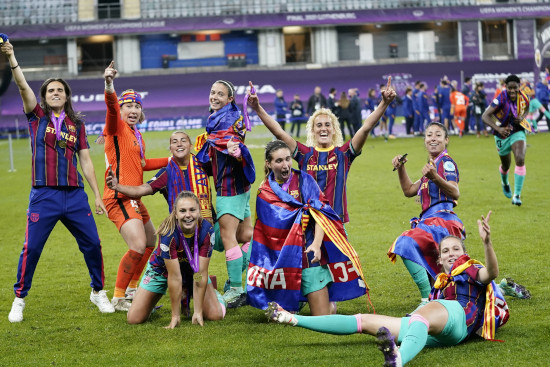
307, 163, 338, 171
247, 266, 287, 290
420, 181, 429, 190
443, 161, 455, 171
46, 127, 78, 143
30, 213, 39, 222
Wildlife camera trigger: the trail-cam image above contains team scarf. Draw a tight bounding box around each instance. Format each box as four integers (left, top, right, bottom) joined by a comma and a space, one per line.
433, 254, 509, 341
492, 89, 531, 132
247, 169, 368, 312
387, 203, 465, 278
195, 102, 255, 184
166, 154, 213, 223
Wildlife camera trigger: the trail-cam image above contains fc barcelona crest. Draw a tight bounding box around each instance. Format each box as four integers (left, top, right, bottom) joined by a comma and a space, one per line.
30, 213, 39, 222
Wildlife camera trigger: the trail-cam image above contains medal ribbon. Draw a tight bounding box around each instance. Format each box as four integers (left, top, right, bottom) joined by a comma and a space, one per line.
177, 225, 199, 274
133, 126, 144, 159
280, 170, 293, 192
242, 85, 256, 131
50, 111, 66, 142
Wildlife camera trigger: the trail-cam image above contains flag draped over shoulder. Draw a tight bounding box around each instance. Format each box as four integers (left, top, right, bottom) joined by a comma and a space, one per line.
433, 255, 509, 341
166, 155, 213, 223
387, 205, 465, 279
195, 103, 255, 184
247, 169, 367, 312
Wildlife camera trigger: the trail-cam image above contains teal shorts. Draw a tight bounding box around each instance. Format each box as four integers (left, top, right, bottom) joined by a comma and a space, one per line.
494, 130, 526, 156
140, 263, 168, 295
399, 300, 467, 347
216, 191, 251, 221
139, 263, 212, 295
301, 265, 333, 296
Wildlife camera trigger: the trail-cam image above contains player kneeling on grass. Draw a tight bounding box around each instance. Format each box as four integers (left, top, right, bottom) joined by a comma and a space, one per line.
266, 211, 509, 366
127, 191, 226, 328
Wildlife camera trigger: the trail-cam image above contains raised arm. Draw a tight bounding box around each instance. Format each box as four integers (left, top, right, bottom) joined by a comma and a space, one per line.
392, 154, 420, 197
103, 61, 120, 135
352, 76, 396, 152
247, 81, 297, 153
304, 222, 324, 264
164, 258, 183, 329
475, 211, 499, 284
78, 149, 107, 215
191, 256, 210, 326
0, 40, 36, 113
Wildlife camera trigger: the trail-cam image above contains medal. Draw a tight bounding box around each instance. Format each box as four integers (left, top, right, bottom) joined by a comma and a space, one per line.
177, 225, 200, 280
58, 140, 67, 148
50, 111, 67, 149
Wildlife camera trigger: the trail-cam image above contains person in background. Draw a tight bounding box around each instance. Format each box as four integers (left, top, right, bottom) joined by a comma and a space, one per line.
470, 82, 489, 138
274, 88, 288, 131
335, 91, 353, 140
402, 87, 415, 135
416, 83, 430, 134
462, 77, 473, 135
437, 79, 452, 132
349, 88, 363, 137
289, 93, 306, 138
306, 86, 327, 117
535, 77, 549, 128
327, 87, 338, 114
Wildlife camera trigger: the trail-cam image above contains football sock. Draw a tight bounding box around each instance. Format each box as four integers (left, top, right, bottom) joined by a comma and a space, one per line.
225, 246, 243, 288
403, 259, 431, 299
241, 241, 250, 272
399, 314, 429, 365
499, 165, 509, 185
514, 165, 526, 197
114, 250, 143, 298
294, 314, 362, 335
128, 246, 153, 289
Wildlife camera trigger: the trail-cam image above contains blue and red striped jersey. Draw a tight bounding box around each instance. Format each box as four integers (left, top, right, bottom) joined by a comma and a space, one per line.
26, 104, 88, 187
293, 140, 359, 223
210, 149, 251, 197
419, 154, 459, 214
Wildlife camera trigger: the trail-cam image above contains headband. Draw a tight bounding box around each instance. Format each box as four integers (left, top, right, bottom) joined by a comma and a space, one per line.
215, 80, 234, 97
118, 90, 143, 107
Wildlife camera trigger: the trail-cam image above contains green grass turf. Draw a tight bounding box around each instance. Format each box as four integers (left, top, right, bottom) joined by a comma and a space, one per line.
1, 125, 549, 366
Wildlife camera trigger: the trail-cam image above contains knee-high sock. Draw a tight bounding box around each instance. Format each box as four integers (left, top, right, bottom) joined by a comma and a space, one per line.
514, 165, 526, 197
114, 250, 143, 298
241, 242, 250, 272
402, 259, 431, 299
225, 246, 243, 288
294, 314, 362, 335
129, 247, 153, 289
399, 314, 429, 365
500, 165, 509, 185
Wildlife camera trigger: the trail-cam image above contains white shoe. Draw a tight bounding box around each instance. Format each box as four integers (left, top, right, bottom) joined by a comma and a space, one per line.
90, 290, 115, 313
8, 297, 25, 323
125, 288, 137, 301
111, 297, 131, 312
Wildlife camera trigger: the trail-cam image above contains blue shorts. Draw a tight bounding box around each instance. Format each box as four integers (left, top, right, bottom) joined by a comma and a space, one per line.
301, 265, 332, 296
494, 130, 526, 156
216, 191, 251, 221
399, 300, 467, 347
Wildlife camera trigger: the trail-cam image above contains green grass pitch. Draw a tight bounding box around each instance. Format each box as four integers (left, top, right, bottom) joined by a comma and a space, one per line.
1, 125, 548, 366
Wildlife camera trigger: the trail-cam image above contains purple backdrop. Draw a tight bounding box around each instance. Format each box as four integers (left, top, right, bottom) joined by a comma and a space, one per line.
3, 4, 550, 39
0, 59, 535, 134
461, 21, 480, 62
516, 19, 535, 60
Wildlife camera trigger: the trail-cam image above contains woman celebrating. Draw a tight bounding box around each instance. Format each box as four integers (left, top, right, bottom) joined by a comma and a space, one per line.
266, 212, 509, 367
102, 61, 168, 311
482, 74, 530, 206
127, 191, 225, 328
247, 140, 367, 315
388, 122, 465, 313
248, 78, 395, 224
2, 36, 114, 322
195, 80, 255, 307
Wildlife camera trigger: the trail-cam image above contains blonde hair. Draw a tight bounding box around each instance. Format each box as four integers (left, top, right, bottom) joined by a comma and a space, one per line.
305, 108, 344, 147
156, 191, 202, 237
